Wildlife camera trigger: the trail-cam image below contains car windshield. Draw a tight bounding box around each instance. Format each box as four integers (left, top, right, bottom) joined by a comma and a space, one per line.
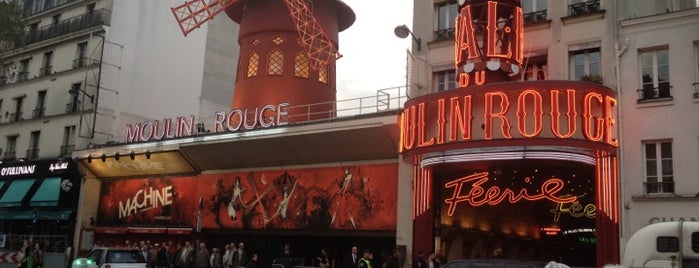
106, 250, 146, 263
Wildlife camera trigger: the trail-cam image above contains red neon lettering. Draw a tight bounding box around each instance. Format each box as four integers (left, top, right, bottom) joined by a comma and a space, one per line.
486, 1, 511, 59
458, 73, 470, 87
604, 96, 619, 147
417, 102, 435, 147
550, 89, 577, 138
449, 96, 472, 142
455, 5, 479, 68
582, 93, 604, 142
474, 70, 486, 86
444, 172, 577, 216
437, 99, 446, 144
401, 106, 417, 150
484, 92, 512, 139
516, 90, 543, 138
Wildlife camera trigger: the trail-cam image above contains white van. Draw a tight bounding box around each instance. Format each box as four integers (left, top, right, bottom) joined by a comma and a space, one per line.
622, 221, 699, 268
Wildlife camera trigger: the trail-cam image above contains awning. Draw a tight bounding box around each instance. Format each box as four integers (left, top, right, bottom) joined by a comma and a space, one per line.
127, 227, 166, 234
166, 228, 192, 235
0, 178, 35, 207
0, 209, 72, 220
93, 227, 129, 234
30, 177, 61, 206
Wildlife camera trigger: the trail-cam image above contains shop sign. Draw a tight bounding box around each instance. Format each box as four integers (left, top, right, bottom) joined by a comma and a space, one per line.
124, 102, 289, 143
551, 200, 596, 222
0, 165, 36, 176
0, 160, 73, 178
649, 216, 698, 224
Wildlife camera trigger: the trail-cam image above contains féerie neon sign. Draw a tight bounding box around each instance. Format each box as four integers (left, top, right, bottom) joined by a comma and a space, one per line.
443, 172, 577, 216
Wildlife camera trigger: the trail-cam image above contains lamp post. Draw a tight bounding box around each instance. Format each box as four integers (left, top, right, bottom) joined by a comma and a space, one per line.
394, 25, 421, 51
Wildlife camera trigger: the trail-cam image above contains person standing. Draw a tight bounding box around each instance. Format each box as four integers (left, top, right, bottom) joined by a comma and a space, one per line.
342, 246, 359, 268
280, 244, 293, 259
358, 249, 373, 268
175, 241, 194, 268
30, 242, 43, 268
317, 248, 330, 268
156, 244, 169, 268
412, 251, 426, 268
245, 253, 258, 268
232, 242, 247, 268
195, 242, 211, 268
385, 248, 402, 268
210, 248, 223, 268
17, 239, 30, 268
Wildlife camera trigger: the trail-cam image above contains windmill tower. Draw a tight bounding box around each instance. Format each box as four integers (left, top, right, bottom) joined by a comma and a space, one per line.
172, 0, 355, 122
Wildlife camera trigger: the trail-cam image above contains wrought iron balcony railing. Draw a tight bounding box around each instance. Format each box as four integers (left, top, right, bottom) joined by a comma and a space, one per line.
40, 65, 53, 77
26, 148, 40, 160
637, 84, 672, 101
9, 112, 22, 122
73, 57, 88, 69
644, 181, 675, 195
524, 10, 548, 25
24, 9, 111, 46
17, 71, 29, 82
60, 144, 75, 157
3, 151, 16, 160
568, 0, 601, 16
433, 28, 455, 42
23, 0, 83, 16
32, 107, 46, 119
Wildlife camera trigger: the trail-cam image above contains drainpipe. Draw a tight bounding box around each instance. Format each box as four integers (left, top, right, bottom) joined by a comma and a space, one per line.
613, 0, 628, 263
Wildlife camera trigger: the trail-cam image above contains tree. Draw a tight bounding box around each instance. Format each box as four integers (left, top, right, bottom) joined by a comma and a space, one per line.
0, 0, 26, 54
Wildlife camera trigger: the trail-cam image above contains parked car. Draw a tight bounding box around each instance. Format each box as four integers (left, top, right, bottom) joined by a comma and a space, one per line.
71, 247, 146, 268
441, 259, 546, 268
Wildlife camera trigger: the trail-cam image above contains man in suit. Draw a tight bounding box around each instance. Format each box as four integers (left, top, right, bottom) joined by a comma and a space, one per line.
342, 246, 359, 268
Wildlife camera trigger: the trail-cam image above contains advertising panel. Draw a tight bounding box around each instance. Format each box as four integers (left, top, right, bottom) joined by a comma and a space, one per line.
98, 163, 397, 231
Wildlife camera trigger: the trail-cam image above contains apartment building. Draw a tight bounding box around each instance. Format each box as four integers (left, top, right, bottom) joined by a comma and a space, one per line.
408, 0, 698, 263
0, 0, 239, 263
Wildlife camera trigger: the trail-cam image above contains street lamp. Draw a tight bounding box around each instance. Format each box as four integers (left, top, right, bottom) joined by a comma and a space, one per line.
68, 86, 94, 103
394, 24, 421, 51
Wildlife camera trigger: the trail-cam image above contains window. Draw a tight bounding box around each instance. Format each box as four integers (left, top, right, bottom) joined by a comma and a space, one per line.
52, 14, 60, 24
570, 48, 599, 81
11, 97, 24, 122
28, 131, 40, 160
523, 56, 548, 81
639, 48, 670, 100
246, 53, 259, 78
435, 1, 458, 41
61, 125, 76, 157
268, 50, 284, 75
644, 141, 674, 194
34, 90, 46, 118
692, 232, 699, 253
657, 236, 680, 253
318, 66, 328, 84
4, 135, 18, 160
523, 0, 547, 24
1, 64, 10, 86
18, 59, 30, 81
434, 69, 456, 91
41, 51, 53, 77
294, 52, 309, 78
86, 3, 95, 13
74, 42, 88, 69
694, 42, 699, 98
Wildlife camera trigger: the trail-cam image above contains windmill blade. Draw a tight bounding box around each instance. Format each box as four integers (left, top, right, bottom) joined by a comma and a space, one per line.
171, 0, 237, 36
283, 0, 342, 70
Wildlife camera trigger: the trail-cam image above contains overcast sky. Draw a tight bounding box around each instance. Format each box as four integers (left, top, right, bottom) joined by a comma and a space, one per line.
335, 0, 413, 101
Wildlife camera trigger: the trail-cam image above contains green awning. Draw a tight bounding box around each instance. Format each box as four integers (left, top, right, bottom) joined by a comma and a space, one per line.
30, 177, 60, 206
0, 181, 5, 189
0, 209, 73, 220
0, 178, 35, 207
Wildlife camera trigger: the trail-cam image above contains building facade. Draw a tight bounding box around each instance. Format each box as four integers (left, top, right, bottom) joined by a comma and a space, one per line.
408, 0, 698, 265
0, 0, 239, 265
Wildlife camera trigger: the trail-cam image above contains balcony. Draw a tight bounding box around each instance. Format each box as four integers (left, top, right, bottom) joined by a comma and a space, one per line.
9, 112, 23, 122
66, 101, 80, 113
17, 71, 29, 82
24, 9, 111, 46
60, 144, 75, 157
26, 148, 40, 160
73, 57, 89, 69
637, 84, 673, 102
568, 0, 601, 16
644, 181, 675, 195
3, 150, 16, 161
693, 82, 699, 98
524, 10, 548, 25
32, 107, 46, 119
23, 0, 83, 17
40, 65, 53, 77
433, 28, 455, 42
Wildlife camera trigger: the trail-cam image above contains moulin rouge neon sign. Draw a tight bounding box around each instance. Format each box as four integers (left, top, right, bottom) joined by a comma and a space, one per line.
443, 172, 577, 216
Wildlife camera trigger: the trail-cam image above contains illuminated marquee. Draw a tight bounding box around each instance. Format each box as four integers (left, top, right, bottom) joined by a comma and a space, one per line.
124, 102, 289, 143
455, 0, 523, 86
399, 82, 618, 154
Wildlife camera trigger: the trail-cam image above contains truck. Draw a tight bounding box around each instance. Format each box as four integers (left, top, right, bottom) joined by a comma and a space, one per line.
622, 221, 699, 268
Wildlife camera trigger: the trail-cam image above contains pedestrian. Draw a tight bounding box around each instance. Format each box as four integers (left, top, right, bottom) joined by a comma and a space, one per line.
281, 243, 293, 259
156, 244, 169, 268
385, 248, 401, 268
17, 239, 30, 268
210, 247, 223, 268
413, 251, 426, 268
245, 253, 258, 268
232, 242, 247, 268
195, 242, 211, 268
358, 249, 373, 268
317, 248, 330, 268
342, 246, 360, 268
175, 241, 194, 268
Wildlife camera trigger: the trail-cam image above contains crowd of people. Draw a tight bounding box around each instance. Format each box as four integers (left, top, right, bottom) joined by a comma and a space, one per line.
15, 239, 45, 268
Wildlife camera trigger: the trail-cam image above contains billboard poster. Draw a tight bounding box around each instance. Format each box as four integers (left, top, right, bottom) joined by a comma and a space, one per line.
98, 163, 397, 231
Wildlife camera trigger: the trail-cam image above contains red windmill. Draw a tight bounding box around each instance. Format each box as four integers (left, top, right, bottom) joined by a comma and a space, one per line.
171, 0, 356, 122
